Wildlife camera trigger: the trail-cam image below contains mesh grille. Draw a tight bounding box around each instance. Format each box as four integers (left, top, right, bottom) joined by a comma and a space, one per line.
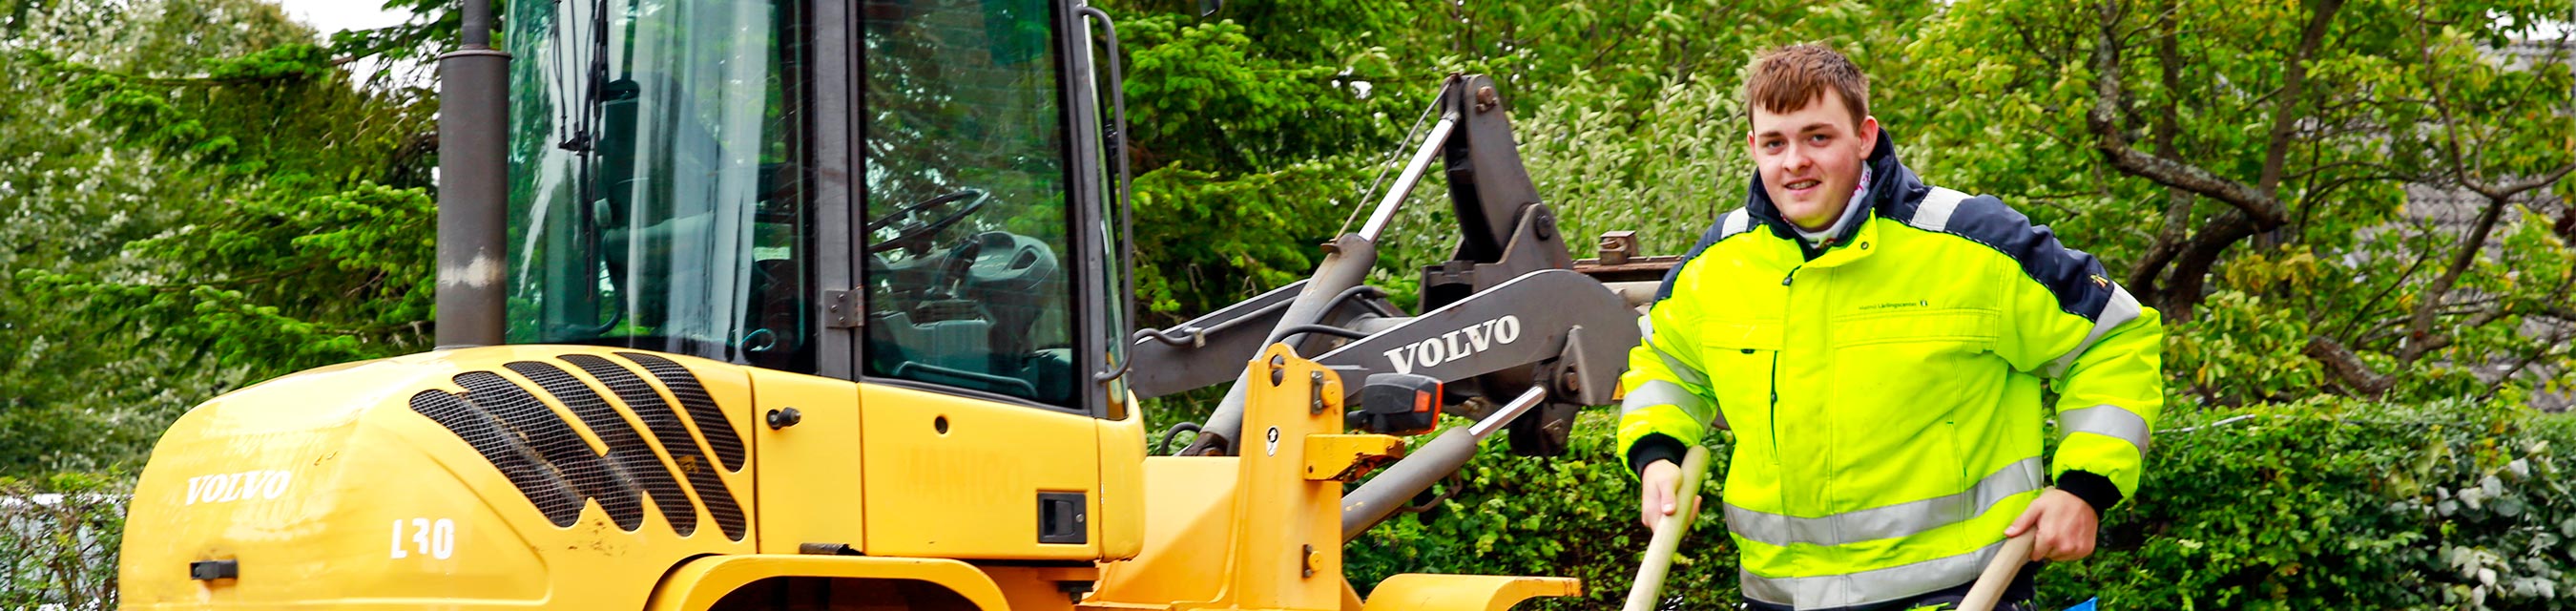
506, 361, 700, 537
454, 370, 647, 531
408, 390, 586, 527
562, 354, 748, 540
618, 352, 747, 472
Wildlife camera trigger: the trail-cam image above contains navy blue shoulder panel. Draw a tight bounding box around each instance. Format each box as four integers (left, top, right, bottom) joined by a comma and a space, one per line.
1929, 196, 2115, 321
1875, 182, 1932, 223
1653, 211, 1746, 302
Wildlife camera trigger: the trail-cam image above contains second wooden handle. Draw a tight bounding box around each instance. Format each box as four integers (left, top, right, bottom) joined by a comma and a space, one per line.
1621, 446, 1712, 611
1957, 533, 2035, 611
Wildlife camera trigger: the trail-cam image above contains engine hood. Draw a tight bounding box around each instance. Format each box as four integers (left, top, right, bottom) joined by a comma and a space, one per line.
118, 345, 759, 609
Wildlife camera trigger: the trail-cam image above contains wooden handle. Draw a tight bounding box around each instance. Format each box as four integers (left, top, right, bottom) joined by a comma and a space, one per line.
1622, 446, 1712, 611
1957, 533, 2034, 611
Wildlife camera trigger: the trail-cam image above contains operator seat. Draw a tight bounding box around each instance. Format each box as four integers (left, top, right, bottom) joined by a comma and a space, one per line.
862, 231, 1071, 403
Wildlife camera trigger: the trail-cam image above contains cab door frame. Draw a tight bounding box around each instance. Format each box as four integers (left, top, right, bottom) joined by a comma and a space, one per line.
827, 0, 1125, 422
809, 0, 862, 382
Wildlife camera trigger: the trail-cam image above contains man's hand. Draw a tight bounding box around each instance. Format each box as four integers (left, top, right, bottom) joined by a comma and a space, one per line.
1638, 459, 1683, 530
2005, 488, 2099, 561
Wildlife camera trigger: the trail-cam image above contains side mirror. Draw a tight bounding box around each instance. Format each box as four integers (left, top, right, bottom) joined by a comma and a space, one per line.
1199, 0, 1221, 17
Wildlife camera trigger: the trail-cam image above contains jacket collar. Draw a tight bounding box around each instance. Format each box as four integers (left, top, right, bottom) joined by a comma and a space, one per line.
1740, 128, 1925, 259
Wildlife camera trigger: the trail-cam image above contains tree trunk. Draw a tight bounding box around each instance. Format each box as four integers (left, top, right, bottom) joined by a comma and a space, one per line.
2125, 3, 2196, 302
2398, 194, 2510, 364
2158, 209, 2259, 323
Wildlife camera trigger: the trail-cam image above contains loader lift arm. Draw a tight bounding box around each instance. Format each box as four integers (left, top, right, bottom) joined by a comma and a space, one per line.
1127, 74, 1672, 540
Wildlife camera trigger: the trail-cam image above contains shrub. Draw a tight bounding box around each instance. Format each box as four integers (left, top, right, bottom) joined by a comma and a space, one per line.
1349, 398, 2576, 610
1346, 411, 1746, 609
2053, 397, 2576, 610
0, 473, 127, 609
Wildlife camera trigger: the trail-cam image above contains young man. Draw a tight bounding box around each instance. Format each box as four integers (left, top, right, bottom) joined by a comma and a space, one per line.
1617, 44, 2165, 610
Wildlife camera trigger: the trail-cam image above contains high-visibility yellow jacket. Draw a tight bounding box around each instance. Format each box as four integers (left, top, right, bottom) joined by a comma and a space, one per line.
1617, 130, 2164, 610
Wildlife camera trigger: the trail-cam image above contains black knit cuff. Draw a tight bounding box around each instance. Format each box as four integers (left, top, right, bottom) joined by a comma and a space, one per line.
1627, 433, 1689, 476
2057, 470, 2124, 514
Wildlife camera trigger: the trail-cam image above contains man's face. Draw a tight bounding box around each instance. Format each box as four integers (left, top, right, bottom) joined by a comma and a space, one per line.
1748, 90, 1879, 231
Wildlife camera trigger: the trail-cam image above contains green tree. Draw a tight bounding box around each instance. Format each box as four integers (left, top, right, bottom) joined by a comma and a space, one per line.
1, 0, 443, 474
1101, 2, 1421, 321
1905, 0, 2575, 405
1104, 0, 1950, 324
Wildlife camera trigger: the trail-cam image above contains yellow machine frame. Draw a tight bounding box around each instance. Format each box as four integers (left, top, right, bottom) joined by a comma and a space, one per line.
118, 344, 1573, 610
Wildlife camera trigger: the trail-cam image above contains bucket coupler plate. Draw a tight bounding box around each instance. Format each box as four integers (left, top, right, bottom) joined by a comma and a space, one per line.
1419, 74, 1575, 316
1438, 74, 1548, 268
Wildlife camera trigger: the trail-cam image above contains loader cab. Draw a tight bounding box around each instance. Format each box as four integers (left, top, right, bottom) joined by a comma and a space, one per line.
501, 0, 1132, 417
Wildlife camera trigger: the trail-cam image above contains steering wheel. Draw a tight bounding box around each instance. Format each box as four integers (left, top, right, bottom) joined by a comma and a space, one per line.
866, 188, 989, 255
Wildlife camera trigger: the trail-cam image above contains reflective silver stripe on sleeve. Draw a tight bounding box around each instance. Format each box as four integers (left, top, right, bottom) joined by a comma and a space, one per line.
1908, 187, 1971, 233
1720, 208, 1752, 238
1738, 538, 2005, 608
1621, 380, 1723, 430
1723, 457, 2042, 548
1636, 307, 1708, 388
2059, 404, 2151, 454
2045, 284, 2143, 378
1644, 340, 1709, 388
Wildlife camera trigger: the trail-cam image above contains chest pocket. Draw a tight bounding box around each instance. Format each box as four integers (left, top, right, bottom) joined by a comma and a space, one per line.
1827, 308, 1999, 350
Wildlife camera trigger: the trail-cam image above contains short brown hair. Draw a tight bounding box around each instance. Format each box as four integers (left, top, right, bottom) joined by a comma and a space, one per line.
1745, 44, 1870, 127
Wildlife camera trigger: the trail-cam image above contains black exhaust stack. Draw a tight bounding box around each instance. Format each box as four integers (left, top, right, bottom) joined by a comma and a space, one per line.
435, 0, 511, 348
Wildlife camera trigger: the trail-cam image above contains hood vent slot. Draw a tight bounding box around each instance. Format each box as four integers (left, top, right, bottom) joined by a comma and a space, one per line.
618, 351, 746, 471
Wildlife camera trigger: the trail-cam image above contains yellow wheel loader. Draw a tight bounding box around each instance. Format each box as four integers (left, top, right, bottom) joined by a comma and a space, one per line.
114, 0, 1677, 608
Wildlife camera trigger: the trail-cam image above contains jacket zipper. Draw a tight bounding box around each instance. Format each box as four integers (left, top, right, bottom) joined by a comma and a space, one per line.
1770, 264, 1800, 466
1766, 350, 1782, 466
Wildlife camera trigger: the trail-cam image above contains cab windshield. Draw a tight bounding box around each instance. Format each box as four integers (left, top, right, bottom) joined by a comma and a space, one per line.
503, 0, 813, 370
